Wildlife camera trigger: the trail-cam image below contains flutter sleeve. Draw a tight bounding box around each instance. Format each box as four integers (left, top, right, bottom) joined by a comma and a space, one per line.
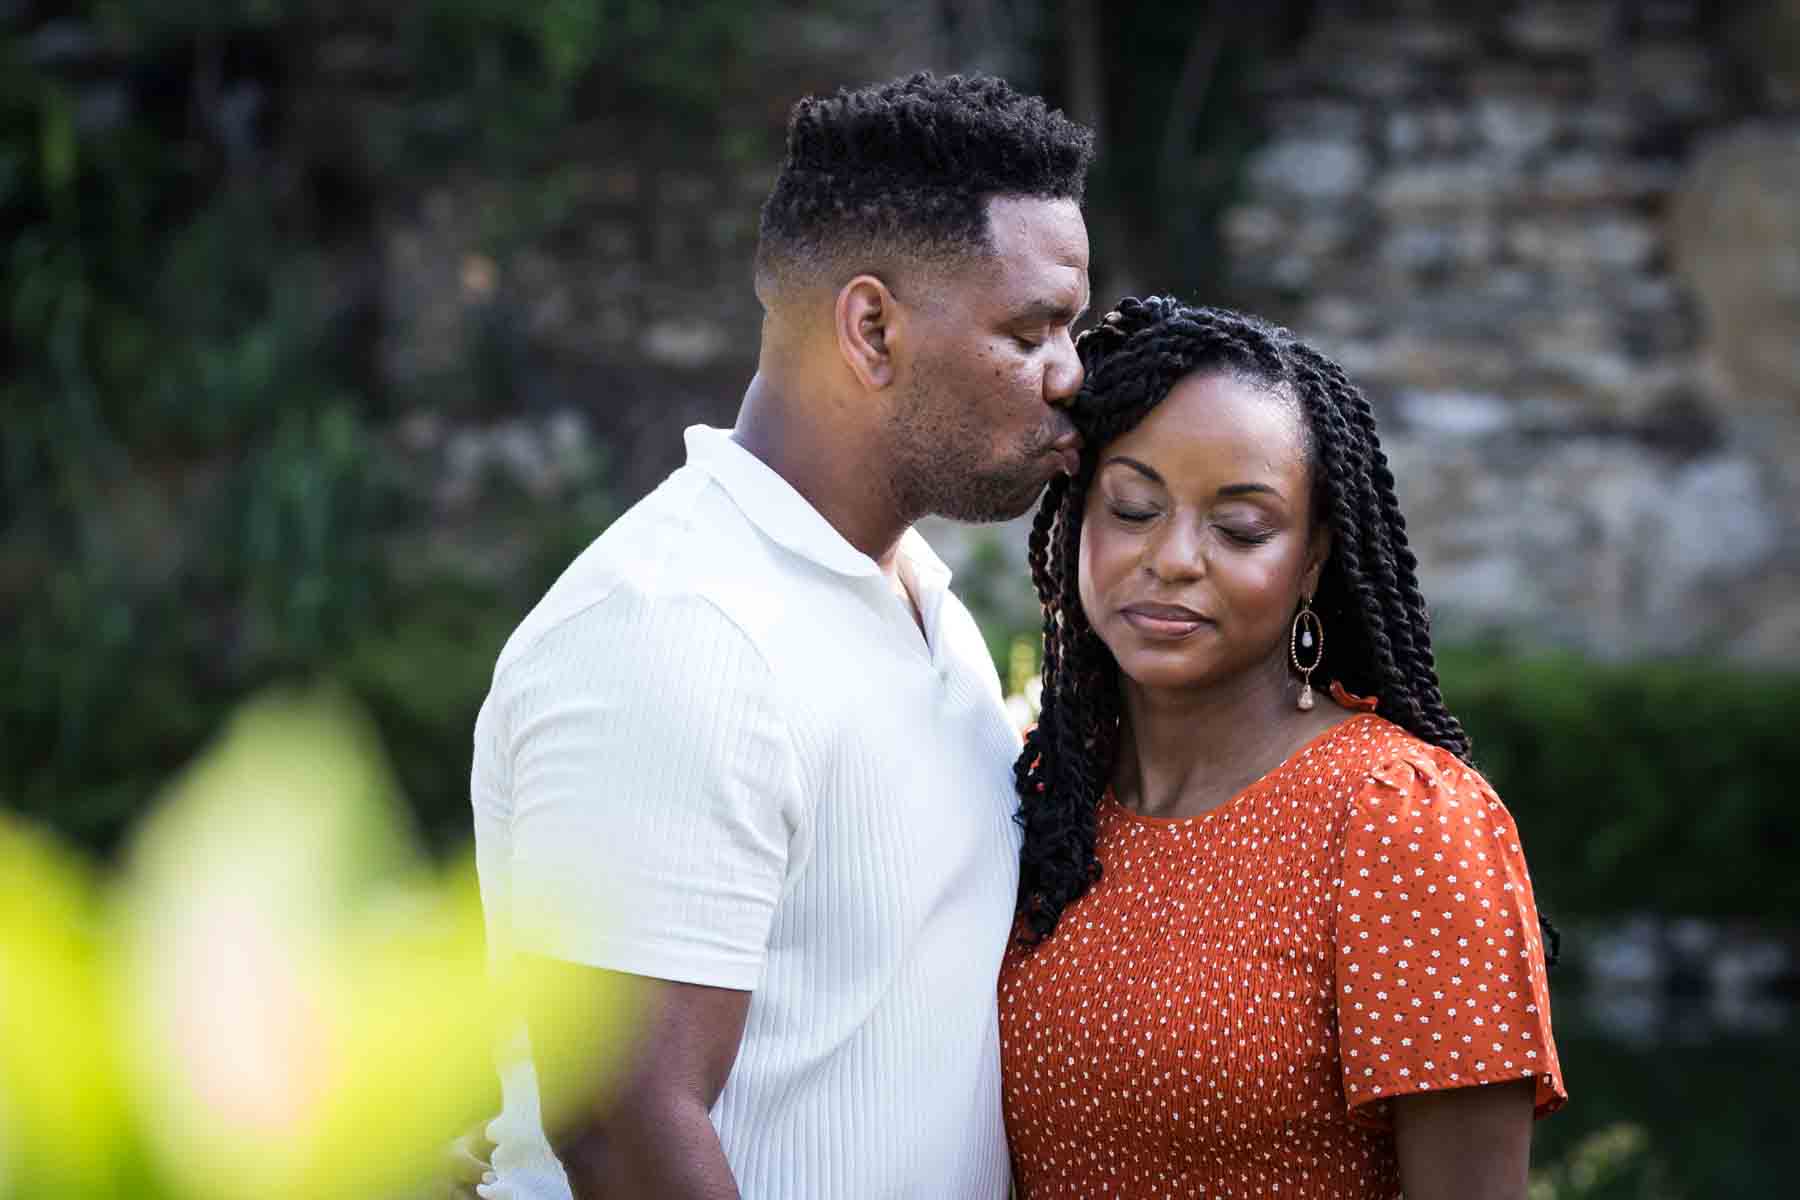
1333, 741, 1566, 1129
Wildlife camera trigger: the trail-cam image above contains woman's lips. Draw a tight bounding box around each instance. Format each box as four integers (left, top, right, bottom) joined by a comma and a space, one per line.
1119, 603, 1213, 639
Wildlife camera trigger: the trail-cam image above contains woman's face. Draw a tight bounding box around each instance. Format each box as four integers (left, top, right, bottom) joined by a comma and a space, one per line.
1077, 371, 1328, 695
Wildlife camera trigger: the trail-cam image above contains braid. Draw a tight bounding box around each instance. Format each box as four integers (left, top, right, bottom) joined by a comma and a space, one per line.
1013, 297, 1477, 946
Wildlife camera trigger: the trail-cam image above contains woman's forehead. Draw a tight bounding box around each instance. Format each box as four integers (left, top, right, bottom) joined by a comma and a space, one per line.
1102, 373, 1309, 477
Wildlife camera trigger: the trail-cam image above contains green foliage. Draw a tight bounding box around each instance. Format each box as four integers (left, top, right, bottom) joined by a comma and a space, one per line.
1064, 1, 1289, 298
0, 685, 635, 1200
955, 532, 1045, 672
1437, 648, 1800, 923
1529, 1121, 1663, 1200
1528, 993, 1797, 1199
3, 2, 708, 853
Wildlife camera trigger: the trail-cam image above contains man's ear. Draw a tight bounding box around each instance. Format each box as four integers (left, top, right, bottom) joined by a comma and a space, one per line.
835, 274, 904, 391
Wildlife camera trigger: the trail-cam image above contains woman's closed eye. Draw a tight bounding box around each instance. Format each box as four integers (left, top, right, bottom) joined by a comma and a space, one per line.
1108, 505, 1158, 524
1217, 523, 1276, 546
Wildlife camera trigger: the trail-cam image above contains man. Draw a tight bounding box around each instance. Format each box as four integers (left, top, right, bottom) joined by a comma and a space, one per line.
470, 71, 1093, 1199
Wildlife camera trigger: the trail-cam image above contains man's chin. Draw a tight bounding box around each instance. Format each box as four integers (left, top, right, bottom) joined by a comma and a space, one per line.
934, 482, 1049, 524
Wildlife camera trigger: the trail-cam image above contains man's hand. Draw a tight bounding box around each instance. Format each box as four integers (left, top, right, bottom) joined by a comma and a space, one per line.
438, 1122, 495, 1200
431, 964, 749, 1200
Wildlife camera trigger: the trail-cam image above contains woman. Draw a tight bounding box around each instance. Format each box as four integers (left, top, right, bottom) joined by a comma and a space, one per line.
1000, 297, 1564, 1199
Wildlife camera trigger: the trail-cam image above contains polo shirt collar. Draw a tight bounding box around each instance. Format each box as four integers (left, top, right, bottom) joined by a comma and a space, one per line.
684, 425, 953, 588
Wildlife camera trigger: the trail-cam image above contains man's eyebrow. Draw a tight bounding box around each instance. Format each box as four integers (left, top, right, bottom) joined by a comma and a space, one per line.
1014, 296, 1089, 325
1102, 455, 1162, 485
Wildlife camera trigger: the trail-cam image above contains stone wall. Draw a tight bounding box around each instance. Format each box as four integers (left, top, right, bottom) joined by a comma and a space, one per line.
376, 4, 1040, 505
1224, 0, 1800, 659
378, 1, 1800, 662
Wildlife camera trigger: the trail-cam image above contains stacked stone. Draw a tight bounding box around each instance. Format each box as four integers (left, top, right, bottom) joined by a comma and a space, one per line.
1224, 0, 1799, 660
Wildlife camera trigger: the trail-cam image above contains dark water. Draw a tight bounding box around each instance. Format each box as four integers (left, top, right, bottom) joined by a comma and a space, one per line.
1531, 983, 1796, 1198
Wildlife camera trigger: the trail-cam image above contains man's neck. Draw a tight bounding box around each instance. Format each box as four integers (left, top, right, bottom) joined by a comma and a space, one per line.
732, 370, 912, 572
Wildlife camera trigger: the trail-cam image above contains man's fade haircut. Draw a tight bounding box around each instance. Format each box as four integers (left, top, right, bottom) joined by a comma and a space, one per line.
755, 72, 1094, 297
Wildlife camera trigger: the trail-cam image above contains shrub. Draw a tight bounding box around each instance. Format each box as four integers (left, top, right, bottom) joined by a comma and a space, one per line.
1438, 648, 1800, 923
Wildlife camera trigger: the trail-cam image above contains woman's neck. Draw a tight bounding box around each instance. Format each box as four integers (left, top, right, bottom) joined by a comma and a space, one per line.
1114, 655, 1342, 820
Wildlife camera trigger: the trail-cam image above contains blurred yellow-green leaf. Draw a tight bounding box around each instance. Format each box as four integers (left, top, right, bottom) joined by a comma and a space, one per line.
0, 819, 134, 1198
2, 685, 636, 1200
110, 685, 630, 1200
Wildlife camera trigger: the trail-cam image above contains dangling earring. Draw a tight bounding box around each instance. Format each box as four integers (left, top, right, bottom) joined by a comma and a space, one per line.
1290, 597, 1324, 711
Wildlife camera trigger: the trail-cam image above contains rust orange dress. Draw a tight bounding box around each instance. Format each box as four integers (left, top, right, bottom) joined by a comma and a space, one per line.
998, 694, 1565, 1198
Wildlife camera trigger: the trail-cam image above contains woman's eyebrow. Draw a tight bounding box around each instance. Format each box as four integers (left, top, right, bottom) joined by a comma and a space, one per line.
1102, 455, 1162, 485
1217, 482, 1283, 500
1103, 461, 1285, 501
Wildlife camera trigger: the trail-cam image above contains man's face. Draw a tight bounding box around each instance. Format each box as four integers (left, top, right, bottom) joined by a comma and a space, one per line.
885, 196, 1090, 524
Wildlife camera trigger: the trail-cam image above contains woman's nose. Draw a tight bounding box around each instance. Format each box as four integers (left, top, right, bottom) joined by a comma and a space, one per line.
1145, 519, 1204, 583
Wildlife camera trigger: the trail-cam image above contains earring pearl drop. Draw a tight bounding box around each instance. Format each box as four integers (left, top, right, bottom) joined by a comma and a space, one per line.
1290, 599, 1324, 712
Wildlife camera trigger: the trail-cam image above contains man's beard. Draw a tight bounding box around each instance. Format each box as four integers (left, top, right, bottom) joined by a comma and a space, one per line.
886, 408, 1057, 524
913, 454, 1054, 523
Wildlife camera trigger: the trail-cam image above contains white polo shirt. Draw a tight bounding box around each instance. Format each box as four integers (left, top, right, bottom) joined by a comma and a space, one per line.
471, 425, 1023, 1199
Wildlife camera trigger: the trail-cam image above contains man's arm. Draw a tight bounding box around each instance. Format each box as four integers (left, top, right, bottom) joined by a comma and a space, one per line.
532, 960, 749, 1200
1393, 1079, 1536, 1200
491, 594, 798, 1197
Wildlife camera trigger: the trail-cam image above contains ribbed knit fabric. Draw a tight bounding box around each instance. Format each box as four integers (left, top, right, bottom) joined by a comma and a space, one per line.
999, 706, 1564, 1199
472, 427, 1022, 1200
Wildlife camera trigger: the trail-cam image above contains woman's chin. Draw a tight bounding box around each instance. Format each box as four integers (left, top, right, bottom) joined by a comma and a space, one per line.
1112, 650, 1218, 694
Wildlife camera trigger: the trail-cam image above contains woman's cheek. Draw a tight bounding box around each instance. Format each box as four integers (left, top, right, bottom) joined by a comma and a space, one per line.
1080, 528, 1126, 605
1077, 527, 1121, 634
1233, 556, 1305, 636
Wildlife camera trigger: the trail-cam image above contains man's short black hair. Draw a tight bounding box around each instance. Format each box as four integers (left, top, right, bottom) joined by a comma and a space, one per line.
755, 72, 1094, 295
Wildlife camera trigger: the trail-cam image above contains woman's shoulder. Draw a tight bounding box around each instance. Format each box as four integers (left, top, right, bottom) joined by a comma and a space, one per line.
1310, 683, 1491, 794
1361, 719, 1491, 791
1334, 717, 1531, 870
1295, 707, 1441, 784
1302, 707, 1511, 831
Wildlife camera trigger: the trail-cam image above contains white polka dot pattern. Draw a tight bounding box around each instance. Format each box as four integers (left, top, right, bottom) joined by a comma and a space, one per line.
999, 712, 1565, 1199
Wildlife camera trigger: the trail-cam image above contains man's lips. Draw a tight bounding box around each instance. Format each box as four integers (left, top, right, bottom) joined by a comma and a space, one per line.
1119, 603, 1213, 638
1047, 428, 1083, 476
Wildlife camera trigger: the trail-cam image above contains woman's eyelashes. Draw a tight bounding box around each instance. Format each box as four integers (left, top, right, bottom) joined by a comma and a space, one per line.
1104, 504, 1278, 547
1217, 524, 1277, 546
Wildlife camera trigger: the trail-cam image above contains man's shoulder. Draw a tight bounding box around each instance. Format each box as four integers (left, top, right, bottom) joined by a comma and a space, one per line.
492, 466, 793, 682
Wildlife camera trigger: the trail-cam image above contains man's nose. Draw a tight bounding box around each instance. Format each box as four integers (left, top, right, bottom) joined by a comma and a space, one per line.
1044, 331, 1084, 408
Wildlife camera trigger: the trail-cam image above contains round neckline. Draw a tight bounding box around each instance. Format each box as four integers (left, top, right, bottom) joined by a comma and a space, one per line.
1104, 711, 1385, 828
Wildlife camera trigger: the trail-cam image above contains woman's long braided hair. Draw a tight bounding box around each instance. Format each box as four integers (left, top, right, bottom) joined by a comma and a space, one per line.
1013, 296, 1527, 952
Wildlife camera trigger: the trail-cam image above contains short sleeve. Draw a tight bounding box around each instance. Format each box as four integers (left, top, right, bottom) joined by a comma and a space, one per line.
1334, 744, 1565, 1128
496, 588, 805, 991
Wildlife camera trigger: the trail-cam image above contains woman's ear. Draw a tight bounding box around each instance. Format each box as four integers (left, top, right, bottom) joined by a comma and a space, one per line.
835, 274, 903, 391
1301, 522, 1332, 600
